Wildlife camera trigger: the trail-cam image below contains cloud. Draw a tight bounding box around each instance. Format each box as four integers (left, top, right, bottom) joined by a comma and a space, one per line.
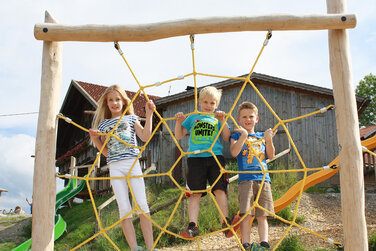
0, 134, 35, 212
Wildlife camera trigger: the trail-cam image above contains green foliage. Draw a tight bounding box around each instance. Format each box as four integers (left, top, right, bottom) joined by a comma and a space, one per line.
0, 242, 17, 251
369, 231, 376, 251
269, 161, 298, 199
305, 185, 328, 194
276, 235, 306, 251
268, 161, 306, 225
225, 161, 239, 179
355, 73, 376, 126
54, 196, 110, 250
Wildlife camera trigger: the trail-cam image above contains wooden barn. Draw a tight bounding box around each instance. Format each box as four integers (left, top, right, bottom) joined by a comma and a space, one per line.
360, 125, 376, 187
55, 80, 160, 196
152, 72, 369, 186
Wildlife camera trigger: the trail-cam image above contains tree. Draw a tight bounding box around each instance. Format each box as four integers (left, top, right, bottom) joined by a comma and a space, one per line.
355, 73, 376, 126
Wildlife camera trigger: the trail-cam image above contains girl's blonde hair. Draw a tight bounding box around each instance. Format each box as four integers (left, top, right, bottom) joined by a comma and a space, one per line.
199, 86, 222, 103
92, 85, 134, 129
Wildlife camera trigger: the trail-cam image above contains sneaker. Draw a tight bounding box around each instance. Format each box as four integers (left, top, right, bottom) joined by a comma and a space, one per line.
223, 215, 241, 238
242, 243, 252, 250
133, 246, 144, 251
260, 241, 270, 249
181, 222, 199, 238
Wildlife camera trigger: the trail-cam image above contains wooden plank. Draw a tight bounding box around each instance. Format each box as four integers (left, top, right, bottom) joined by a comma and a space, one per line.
34, 14, 356, 42
327, 0, 367, 249
31, 11, 62, 251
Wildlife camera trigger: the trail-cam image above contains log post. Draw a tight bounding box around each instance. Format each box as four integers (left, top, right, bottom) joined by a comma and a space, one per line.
31, 11, 62, 251
327, 0, 368, 249
69, 156, 76, 176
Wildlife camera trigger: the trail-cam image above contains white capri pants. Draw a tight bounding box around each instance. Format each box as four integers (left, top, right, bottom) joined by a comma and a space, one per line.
109, 158, 150, 219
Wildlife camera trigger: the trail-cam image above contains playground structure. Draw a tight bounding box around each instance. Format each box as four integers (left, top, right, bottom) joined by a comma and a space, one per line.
32, 0, 367, 250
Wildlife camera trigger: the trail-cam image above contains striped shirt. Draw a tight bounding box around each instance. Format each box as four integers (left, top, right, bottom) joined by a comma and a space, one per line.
98, 115, 140, 163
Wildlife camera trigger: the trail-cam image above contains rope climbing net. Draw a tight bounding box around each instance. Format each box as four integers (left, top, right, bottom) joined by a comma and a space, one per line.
56, 31, 365, 250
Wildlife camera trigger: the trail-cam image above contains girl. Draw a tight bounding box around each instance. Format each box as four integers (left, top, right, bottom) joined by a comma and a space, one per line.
89, 85, 156, 251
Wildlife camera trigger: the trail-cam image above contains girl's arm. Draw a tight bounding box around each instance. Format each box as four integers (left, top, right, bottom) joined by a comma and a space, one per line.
134, 100, 155, 142
265, 128, 277, 160
215, 111, 230, 141
229, 128, 248, 157
89, 129, 108, 157
174, 112, 188, 140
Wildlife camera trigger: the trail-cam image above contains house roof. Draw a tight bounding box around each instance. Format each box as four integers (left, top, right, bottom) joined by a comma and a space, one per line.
360, 125, 376, 140
153, 72, 369, 114
67, 80, 161, 117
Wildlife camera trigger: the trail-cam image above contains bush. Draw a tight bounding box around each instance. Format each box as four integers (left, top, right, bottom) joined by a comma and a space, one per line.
369, 232, 376, 251
276, 235, 306, 251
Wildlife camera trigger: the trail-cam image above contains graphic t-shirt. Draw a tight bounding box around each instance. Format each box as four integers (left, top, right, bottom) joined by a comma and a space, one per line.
182, 114, 227, 157
230, 132, 271, 183
98, 115, 139, 163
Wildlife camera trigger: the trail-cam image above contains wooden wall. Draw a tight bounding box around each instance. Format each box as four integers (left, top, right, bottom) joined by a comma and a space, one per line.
147, 82, 339, 186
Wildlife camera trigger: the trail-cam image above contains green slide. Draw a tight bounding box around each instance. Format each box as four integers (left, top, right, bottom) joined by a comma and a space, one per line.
12, 178, 87, 251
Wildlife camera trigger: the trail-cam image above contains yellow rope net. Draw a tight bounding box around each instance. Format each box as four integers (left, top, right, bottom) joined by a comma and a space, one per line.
56, 31, 350, 250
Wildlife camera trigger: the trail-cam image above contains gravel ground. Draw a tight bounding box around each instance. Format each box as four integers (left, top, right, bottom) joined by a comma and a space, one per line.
159, 192, 376, 251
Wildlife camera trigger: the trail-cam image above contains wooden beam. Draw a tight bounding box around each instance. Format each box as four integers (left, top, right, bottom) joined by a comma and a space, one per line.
326, 0, 367, 250
34, 14, 356, 42
31, 11, 62, 251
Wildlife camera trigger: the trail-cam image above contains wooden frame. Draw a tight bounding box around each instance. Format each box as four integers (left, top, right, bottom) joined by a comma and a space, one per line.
34, 14, 356, 42
32, 0, 366, 249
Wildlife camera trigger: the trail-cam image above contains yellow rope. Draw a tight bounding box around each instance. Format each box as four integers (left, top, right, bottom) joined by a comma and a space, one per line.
56, 32, 346, 250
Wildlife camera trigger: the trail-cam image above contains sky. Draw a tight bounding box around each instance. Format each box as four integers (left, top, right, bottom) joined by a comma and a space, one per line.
0, 0, 375, 213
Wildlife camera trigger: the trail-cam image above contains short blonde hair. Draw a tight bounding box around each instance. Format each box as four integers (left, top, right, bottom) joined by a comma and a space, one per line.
238, 101, 258, 116
199, 86, 222, 103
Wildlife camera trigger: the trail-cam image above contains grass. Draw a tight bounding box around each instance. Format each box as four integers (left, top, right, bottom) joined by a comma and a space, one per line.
268, 161, 305, 225
54, 196, 112, 250
0, 216, 27, 225
0, 242, 17, 251
0, 216, 31, 251
369, 231, 376, 251
276, 235, 306, 251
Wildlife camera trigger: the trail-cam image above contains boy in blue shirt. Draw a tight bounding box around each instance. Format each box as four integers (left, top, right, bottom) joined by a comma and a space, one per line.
175, 86, 239, 238
230, 101, 277, 250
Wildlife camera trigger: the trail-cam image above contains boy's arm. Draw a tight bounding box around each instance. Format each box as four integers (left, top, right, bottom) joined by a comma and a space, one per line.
265, 128, 277, 160
89, 129, 108, 157
134, 100, 155, 142
215, 111, 230, 141
230, 128, 248, 157
174, 112, 188, 140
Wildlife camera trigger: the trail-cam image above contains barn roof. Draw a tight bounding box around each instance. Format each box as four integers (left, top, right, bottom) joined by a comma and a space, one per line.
56, 80, 160, 162
61, 80, 160, 117
154, 72, 369, 114
360, 125, 376, 140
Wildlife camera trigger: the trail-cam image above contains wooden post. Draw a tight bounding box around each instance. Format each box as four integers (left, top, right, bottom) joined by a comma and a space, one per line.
327, 0, 368, 249
69, 156, 76, 176
68, 157, 77, 208
32, 11, 62, 251
0, 189, 8, 210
